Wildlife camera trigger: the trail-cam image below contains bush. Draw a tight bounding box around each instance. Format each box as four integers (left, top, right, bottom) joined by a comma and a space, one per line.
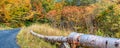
96, 2, 120, 37
47, 5, 98, 33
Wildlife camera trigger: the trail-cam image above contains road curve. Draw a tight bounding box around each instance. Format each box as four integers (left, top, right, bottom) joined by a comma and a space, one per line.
0, 28, 21, 48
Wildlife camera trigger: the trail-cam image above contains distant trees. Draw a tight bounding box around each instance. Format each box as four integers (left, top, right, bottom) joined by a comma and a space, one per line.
0, 0, 119, 38
0, 0, 10, 23
0, 0, 31, 27
46, 0, 120, 38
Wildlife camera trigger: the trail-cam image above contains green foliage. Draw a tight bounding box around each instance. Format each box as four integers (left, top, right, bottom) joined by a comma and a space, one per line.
65, 0, 97, 6
80, 0, 97, 5
10, 5, 29, 21
115, 32, 120, 38
96, 4, 120, 37
95, 29, 104, 36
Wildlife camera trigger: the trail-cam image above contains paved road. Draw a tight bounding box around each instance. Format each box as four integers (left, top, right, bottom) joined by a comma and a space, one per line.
0, 28, 21, 48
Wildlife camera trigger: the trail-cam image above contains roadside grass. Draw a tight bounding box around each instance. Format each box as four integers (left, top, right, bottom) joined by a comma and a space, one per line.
0, 27, 12, 30
0, 24, 12, 30
17, 23, 70, 48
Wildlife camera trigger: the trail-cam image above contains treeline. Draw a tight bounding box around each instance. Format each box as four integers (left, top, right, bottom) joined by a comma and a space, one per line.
0, 0, 120, 37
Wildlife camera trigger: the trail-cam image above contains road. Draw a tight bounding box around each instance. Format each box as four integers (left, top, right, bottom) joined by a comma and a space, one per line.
0, 28, 21, 48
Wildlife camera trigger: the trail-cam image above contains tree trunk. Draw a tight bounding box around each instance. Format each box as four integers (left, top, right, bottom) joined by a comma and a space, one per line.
30, 30, 120, 48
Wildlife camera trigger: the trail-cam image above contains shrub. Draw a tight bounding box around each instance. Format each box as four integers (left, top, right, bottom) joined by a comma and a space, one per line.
95, 1, 120, 37
47, 5, 98, 33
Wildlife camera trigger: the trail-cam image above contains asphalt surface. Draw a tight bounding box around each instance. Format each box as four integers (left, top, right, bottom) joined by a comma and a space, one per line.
0, 28, 21, 48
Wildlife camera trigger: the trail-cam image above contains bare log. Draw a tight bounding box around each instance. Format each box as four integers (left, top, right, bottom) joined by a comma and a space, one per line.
69, 32, 120, 48
30, 30, 120, 48
30, 30, 67, 42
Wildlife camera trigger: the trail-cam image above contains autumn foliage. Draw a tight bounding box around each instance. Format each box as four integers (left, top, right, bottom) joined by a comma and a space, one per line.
0, 0, 119, 37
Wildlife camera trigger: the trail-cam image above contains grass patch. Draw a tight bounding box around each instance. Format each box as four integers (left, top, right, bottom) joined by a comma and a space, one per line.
17, 23, 70, 48
0, 27, 12, 30
0, 24, 12, 30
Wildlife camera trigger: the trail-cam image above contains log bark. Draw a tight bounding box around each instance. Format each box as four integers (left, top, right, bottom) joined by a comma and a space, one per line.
30, 30, 120, 48
30, 30, 67, 42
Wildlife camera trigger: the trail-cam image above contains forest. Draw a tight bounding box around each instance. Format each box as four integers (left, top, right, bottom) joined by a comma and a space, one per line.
0, 0, 120, 48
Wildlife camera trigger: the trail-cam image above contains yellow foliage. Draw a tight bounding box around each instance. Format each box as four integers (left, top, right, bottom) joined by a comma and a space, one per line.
7, 0, 21, 6
116, 32, 120, 38
54, 2, 64, 10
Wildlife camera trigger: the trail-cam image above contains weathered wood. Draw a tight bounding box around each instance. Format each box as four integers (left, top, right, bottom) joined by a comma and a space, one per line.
30, 30, 120, 48
30, 30, 67, 42
69, 32, 120, 48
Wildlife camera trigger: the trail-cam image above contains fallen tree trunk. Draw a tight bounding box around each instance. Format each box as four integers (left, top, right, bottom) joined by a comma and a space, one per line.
30, 30, 120, 48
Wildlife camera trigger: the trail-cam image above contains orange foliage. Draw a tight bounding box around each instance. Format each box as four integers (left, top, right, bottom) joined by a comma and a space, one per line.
47, 5, 97, 21
46, 5, 97, 31
33, 2, 43, 14
46, 10, 60, 22
47, 10, 58, 17
62, 6, 81, 17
